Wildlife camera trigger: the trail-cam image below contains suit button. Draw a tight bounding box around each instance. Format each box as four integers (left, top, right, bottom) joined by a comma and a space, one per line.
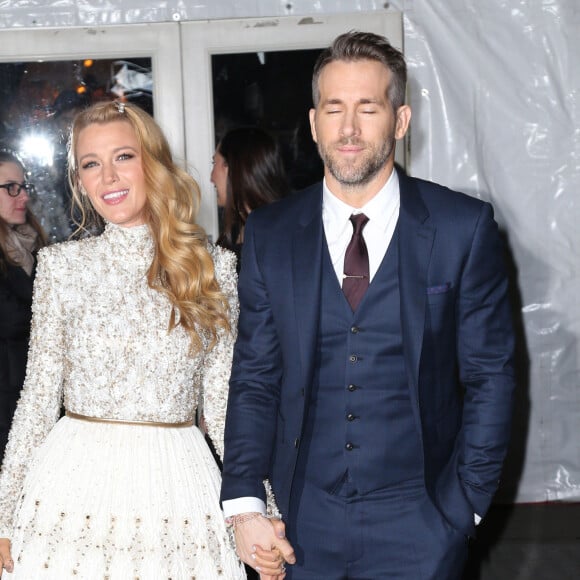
346, 413, 355, 421
294, 438, 300, 448
347, 384, 357, 392
350, 326, 359, 334
349, 355, 358, 363
345, 442, 354, 451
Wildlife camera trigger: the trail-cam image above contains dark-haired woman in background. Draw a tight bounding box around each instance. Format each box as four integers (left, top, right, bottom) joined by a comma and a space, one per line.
211, 127, 289, 271
0, 151, 46, 462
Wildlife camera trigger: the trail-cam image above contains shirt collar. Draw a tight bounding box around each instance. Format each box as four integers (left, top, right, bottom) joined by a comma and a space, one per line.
322, 169, 400, 240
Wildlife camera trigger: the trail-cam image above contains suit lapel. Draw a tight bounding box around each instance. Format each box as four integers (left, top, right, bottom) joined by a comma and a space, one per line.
292, 186, 324, 394
397, 170, 435, 424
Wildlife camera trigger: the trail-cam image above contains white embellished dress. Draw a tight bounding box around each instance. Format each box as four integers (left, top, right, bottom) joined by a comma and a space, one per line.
0, 223, 245, 579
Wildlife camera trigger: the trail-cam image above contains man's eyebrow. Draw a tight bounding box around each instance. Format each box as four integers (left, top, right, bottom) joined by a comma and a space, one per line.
321, 97, 383, 106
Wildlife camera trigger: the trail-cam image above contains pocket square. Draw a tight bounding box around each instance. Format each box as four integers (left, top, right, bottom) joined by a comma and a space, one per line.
426, 283, 451, 295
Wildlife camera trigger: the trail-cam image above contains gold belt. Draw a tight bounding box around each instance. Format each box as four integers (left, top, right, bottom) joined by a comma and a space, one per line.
65, 410, 194, 428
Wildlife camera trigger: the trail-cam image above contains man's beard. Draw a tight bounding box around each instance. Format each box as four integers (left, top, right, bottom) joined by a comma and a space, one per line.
317, 134, 395, 188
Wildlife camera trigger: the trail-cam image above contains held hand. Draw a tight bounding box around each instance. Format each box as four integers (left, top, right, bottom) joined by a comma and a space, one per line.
0, 538, 14, 577
257, 518, 295, 580
232, 513, 295, 577
254, 545, 286, 580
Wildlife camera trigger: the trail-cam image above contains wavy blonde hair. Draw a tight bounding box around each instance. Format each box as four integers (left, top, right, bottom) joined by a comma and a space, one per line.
67, 101, 229, 352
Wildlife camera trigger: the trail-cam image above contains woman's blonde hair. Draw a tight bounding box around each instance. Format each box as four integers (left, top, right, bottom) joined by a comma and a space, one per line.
67, 101, 229, 352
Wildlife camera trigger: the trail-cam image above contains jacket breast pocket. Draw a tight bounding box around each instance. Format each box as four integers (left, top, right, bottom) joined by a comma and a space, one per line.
426, 282, 453, 306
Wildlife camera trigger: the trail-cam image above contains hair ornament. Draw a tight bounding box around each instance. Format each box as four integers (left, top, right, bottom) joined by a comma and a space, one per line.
115, 101, 126, 114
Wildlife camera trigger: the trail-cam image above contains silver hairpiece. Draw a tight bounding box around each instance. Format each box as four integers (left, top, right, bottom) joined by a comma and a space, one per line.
115, 101, 126, 114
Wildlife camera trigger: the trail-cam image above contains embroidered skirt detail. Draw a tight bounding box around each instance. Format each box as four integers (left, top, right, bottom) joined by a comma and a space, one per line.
9, 416, 245, 579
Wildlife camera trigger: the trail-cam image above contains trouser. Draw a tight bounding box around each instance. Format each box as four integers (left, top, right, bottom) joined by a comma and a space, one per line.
284, 477, 468, 579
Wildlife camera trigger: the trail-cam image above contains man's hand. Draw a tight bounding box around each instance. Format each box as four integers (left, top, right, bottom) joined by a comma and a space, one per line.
232, 513, 296, 579
0, 538, 14, 577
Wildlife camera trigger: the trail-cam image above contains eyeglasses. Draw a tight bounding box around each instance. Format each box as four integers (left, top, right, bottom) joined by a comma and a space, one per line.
0, 182, 34, 197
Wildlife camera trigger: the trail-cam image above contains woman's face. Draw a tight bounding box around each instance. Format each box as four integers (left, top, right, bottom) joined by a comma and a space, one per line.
0, 161, 30, 225
76, 120, 148, 228
210, 149, 228, 208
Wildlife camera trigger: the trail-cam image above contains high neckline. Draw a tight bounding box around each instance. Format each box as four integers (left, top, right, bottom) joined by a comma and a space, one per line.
101, 222, 153, 268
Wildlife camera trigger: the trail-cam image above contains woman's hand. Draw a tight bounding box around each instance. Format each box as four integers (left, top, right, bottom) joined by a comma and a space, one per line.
0, 538, 14, 577
232, 513, 294, 578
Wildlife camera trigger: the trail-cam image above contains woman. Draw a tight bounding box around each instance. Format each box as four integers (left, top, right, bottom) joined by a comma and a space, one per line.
0, 103, 283, 579
0, 151, 46, 463
211, 127, 289, 270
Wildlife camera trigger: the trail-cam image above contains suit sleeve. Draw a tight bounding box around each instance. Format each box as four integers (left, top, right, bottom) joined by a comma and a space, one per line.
456, 202, 516, 517
220, 216, 283, 506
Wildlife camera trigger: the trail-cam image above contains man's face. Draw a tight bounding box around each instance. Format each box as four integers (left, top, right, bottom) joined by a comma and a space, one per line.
309, 59, 410, 203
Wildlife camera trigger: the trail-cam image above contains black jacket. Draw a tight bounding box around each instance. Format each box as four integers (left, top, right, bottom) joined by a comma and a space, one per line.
0, 254, 36, 462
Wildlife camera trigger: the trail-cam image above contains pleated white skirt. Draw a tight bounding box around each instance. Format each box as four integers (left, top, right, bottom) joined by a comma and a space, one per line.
8, 416, 245, 579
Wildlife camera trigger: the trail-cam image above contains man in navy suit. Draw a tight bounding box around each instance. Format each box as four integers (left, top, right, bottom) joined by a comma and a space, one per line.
221, 31, 515, 580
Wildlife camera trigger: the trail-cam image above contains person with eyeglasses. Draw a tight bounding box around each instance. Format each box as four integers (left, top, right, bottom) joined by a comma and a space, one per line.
0, 150, 46, 463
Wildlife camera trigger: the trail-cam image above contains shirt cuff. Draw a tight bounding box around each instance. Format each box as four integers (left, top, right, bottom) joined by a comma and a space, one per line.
222, 497, 267, 518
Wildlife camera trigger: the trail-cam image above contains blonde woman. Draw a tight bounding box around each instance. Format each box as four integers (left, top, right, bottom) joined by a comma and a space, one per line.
0, 102, 283, 579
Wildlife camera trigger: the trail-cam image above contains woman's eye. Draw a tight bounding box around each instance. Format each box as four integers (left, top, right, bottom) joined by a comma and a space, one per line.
117, 152, 134, 161
81, 161, 97, 170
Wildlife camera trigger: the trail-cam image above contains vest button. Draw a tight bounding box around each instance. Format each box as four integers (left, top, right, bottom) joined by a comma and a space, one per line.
346, 413, 355, 421
347, 384, 357, 392
345, 442, 354, 451
350, 326, 359, 334
349, 355, 358, 363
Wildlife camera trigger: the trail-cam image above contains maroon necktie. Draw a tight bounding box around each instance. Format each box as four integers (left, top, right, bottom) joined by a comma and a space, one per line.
342, 213, 369, 310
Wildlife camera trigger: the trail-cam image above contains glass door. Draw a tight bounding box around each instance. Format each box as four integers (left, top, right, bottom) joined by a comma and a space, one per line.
181, 12, 403, 240
0, 23, 183, 242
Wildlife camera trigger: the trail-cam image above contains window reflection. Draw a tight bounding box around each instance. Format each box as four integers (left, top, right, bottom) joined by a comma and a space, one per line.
0, 58, 153, 242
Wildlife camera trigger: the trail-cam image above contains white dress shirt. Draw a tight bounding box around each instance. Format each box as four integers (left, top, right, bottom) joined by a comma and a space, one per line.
322, 169, 400, 284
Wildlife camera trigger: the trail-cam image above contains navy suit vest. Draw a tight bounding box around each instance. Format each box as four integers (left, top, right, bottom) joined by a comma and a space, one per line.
297, 228, 423, 495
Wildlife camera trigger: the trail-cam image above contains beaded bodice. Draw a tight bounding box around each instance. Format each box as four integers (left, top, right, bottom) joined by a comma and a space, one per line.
0, 223, 238, 537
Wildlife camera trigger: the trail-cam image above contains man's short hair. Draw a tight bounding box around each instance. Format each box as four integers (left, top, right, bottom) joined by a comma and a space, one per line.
312, 30, 407, 112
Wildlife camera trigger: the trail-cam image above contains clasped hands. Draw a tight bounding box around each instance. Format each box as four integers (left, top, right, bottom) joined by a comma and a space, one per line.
231, 513, 296, 579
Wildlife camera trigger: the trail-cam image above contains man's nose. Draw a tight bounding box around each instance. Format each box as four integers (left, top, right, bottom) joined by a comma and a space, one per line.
340, 111, 360, 138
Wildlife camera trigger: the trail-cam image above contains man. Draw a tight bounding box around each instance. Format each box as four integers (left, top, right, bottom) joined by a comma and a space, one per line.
221, 31, 515, 579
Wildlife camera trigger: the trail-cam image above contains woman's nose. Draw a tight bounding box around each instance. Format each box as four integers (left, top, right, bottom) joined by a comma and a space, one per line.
103, 163, 119, 183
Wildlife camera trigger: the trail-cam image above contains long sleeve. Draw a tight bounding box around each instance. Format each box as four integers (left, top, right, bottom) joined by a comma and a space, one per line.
202, 247, 239, 461
456, 202, 516, 517
0, 249, 65, 538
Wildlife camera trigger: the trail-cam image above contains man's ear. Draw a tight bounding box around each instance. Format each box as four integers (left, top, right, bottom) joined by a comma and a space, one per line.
395, 105, 412, 140
309, 108, 318, 144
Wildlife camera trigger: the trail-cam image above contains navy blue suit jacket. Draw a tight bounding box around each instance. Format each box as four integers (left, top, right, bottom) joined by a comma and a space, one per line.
221, 169, 515, 537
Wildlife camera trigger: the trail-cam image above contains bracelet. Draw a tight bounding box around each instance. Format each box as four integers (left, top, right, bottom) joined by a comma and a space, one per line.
226, 512, 263, 529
